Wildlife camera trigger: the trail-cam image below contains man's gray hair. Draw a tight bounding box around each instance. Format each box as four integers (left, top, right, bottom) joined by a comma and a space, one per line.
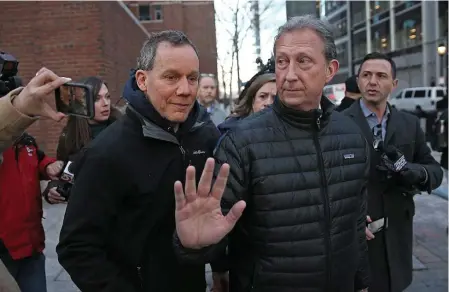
137, 30, 198, 71
273, 15, 337, 62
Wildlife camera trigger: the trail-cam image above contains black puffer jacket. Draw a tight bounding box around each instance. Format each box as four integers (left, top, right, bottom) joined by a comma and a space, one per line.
58, 75, 221, 292
177, 97, 370, 292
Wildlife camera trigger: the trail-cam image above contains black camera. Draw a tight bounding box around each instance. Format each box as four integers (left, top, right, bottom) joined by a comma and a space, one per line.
255, 56, 275, 74
57, 161, 75, 200
56, 183, 72, 200
0, 52, 22, 96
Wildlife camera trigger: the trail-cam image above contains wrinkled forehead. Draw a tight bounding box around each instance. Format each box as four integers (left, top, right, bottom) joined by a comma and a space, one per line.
274, 29, 326, 56
154, 43, 199, 75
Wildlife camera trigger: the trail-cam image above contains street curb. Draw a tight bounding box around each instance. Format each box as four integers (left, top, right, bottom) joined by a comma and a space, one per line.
432, 186, 448, 200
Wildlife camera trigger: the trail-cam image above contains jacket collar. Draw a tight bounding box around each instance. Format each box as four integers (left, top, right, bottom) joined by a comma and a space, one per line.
272, 95, 334, 130
126, 104, 205, 145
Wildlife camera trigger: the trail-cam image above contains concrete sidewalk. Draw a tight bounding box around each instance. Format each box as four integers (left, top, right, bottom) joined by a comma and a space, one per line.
405, 194, 448, 292
42, 194, 447, 292
429, 150, 448, 200
42, 202, 80, 292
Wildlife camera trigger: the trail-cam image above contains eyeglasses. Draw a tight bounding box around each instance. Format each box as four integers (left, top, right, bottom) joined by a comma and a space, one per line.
372, 124, 383, 151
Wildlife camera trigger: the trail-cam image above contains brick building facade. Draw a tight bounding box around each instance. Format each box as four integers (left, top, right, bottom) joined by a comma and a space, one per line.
0, 1, 217, 156
126, 1, 217, 75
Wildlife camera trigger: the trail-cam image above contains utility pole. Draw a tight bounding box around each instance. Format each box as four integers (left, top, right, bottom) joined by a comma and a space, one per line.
251, 0, 261, 70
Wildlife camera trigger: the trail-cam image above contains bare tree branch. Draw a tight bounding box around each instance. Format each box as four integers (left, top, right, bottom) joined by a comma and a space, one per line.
238, 23, 253, 50
259, 0, 274, 16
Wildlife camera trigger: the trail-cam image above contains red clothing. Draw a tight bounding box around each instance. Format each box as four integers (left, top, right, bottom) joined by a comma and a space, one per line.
0, 136, 55, 260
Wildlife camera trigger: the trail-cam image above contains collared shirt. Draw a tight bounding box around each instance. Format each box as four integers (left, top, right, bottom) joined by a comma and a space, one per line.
360, 99, 390, 140
205, 102, 227, 126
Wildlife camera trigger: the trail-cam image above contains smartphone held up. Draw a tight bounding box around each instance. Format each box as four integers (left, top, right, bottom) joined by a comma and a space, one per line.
55, 82, 95, 118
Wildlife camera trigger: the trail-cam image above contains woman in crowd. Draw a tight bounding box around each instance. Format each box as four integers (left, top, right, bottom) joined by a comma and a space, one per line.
43, 76, 122, 203
217, 62, 277, 134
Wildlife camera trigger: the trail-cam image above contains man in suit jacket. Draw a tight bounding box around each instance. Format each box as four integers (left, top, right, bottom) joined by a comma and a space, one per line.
344, 52, 443, 292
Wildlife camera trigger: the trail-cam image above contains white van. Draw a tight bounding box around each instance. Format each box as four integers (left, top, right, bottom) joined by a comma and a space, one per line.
323, 83, 345, 105
389, 87, 446, 112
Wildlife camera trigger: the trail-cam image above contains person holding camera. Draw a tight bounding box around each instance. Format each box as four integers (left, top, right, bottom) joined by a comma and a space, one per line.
0, 67, 70, 292
343, 52, 443, 292
0, 67, 70, 155
42, 76, 122, 203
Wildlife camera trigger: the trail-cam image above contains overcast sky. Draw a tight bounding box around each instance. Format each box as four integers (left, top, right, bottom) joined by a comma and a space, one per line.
214, 0, 286, 95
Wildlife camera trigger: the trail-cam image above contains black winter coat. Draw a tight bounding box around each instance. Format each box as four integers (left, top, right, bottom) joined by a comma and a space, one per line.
57, 102, 220, 292
176, 97, 371, 292
344, 100, 443, 292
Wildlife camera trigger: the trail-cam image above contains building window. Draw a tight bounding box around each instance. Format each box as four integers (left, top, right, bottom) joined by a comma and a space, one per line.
351, 1, 366, 25
394, 1, 420, 14
154, 5, 163, 20
336, 43, 348, 67
371, 20, 390, 53
324, 0, 345, 16
395, 8, 422, 50
334, 17, 347, 39
370, 0, 389, 17
353, 31, 367, 60
439, 0, 448, 37
139, 5, 151, 21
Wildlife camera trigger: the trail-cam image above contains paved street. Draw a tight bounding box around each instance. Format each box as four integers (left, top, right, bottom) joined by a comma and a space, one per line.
42, 173, 448, 292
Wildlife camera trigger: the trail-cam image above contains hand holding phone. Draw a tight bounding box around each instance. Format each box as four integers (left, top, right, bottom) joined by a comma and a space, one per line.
55, 82, 95, 118
12, 67, 71, 121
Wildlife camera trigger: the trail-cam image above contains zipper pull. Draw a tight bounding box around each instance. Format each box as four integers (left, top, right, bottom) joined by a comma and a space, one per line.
137, 266, 143, 288
316, 116, 321, 130
179, 145, 186, 159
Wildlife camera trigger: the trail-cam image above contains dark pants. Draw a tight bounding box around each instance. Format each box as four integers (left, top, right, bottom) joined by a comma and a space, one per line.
1, 252, 47, 292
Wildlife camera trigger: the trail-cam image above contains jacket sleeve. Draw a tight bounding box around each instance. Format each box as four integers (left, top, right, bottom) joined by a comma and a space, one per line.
57, 150, 138, 292
354, 139, 370, 290
412, 116, 443, 193
37, 149, 57, 180
174, 132, 248, 264
0, 88, 38, 153
0, 259, 20, 292
208, 125, 231, 273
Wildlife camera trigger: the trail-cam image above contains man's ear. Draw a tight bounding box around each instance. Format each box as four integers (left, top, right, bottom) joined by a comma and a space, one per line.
325, 59, 339, 84
392, 78, 398, 89
135, 70, 148, 92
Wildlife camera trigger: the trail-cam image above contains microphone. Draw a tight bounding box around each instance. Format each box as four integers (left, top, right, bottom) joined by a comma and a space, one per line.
57, 161, 75, 200
381, 146, 408, 172
60, 161, 75, 183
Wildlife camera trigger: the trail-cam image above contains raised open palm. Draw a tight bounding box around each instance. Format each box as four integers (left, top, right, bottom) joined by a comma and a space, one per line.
174, 158, 246, 249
